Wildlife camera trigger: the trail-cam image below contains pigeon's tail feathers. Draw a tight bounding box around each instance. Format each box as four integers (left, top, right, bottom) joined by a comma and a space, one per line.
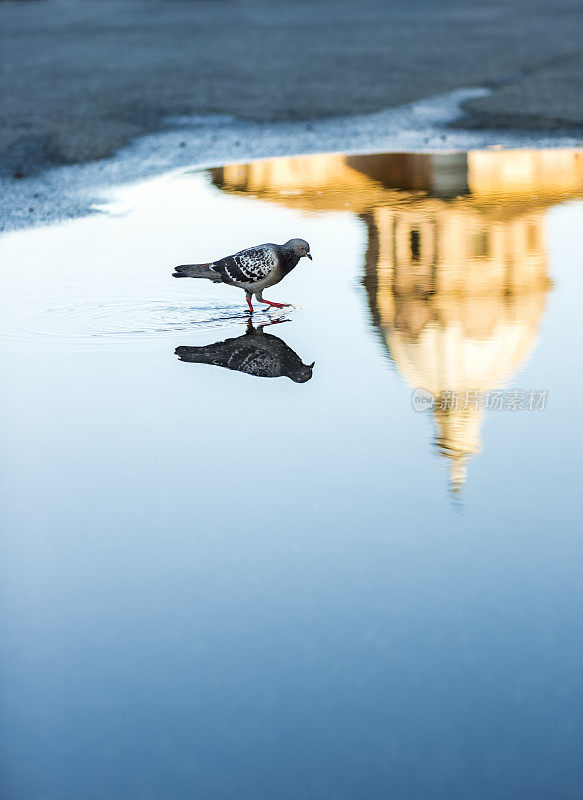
172, 263, 221, 282
175, 345, 213, 364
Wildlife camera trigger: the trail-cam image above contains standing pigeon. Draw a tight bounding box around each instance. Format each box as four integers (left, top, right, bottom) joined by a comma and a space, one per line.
172, 238, 312, 312
175, 320, 314, 382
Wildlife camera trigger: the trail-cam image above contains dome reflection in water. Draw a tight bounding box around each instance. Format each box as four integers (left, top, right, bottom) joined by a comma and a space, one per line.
212, 149, 583, 493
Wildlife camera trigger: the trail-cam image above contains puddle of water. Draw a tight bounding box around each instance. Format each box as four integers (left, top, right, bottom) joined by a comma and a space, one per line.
1, 150, 583, 799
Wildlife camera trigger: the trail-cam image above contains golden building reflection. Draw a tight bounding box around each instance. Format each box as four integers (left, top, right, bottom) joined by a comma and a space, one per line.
211, 150, 583, 493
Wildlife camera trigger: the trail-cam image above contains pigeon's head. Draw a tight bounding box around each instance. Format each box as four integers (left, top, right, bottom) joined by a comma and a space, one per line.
289, 360, 315, 383
285, 238, 312, 261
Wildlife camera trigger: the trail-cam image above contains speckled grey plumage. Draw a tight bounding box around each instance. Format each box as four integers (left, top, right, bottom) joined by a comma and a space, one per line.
175, 322, 314, 383
173, 238, 311, 308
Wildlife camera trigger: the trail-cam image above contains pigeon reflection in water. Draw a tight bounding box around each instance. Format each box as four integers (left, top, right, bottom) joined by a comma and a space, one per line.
175, 321, 314, 383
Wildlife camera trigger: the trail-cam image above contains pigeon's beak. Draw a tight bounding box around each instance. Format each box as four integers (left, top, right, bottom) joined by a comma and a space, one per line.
306, 252, 312, 260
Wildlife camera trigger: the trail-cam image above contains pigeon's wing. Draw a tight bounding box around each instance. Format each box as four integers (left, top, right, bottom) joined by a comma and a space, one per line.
230, 347, 281, 377
212, 245, 279, 285
176, 338, 282, 378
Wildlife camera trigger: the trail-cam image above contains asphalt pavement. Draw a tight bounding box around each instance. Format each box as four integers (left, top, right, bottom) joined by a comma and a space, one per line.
1, 0, 583, 176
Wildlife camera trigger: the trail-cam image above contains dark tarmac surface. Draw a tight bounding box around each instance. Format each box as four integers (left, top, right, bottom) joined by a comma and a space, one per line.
1, 0, 583, 176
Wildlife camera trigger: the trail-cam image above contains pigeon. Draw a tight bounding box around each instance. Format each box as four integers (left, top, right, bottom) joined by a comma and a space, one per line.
172, 238, 312, 312
175, 320, 314, 383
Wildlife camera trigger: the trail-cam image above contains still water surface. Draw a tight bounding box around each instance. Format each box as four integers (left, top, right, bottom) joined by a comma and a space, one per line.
1, 150, 583, 799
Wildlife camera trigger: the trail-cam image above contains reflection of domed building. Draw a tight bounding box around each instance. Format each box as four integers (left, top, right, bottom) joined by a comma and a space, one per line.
363, 205, 550, 493
211, 150, 583, 493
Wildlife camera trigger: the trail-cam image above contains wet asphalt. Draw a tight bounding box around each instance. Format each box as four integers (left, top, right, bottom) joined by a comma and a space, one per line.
1, 0, 583, 177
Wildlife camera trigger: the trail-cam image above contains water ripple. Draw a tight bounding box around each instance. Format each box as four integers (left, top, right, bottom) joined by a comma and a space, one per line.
0, 295, 280, 345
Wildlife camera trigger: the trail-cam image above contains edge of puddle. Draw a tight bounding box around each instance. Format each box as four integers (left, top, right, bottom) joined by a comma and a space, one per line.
2, 87, 583, 235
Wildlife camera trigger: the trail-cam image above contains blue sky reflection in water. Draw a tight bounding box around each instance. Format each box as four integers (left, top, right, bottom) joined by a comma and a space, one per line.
1, 151, 582, 799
